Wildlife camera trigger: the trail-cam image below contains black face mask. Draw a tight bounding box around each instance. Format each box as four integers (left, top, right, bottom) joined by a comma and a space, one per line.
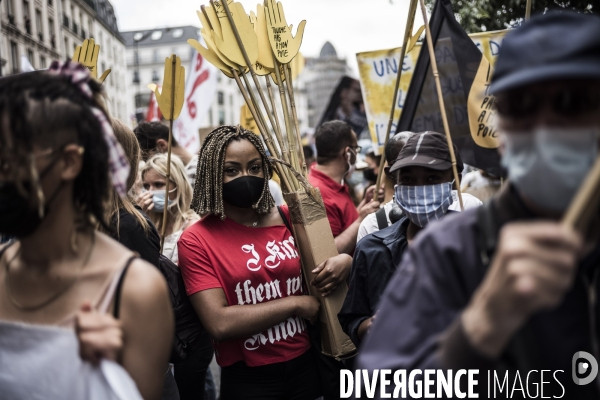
222, 176, 265, 209
0, 158, 62, 238
363, 168, 377, 182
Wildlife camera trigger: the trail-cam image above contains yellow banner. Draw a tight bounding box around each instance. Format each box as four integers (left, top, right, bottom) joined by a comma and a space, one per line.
356, 30, 508, 154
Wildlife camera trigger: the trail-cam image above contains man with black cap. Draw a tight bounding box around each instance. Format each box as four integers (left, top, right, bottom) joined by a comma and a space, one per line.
339, 131, 480, 347
358, 11, 600, 398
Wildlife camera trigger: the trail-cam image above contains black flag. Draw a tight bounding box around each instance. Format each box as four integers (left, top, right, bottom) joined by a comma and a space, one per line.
397, 0, 504, 176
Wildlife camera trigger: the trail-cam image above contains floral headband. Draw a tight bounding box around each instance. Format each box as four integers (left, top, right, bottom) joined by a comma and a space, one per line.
48, 60, 130, 196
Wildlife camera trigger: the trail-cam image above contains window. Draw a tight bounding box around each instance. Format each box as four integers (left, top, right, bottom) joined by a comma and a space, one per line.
152, 70, 159, 82
35, 9, 42, 37
209, 107, 213, 126
133, 32, 143, 41
22, 1, 29, 17
133, 51, 139, 64
133, 70, 139, 83
6, 0, 13, 15
10, 42, 18, 73
218, 110, 225, 126
64, 36, 69, 55
172, 29, 183, 38
48, 0, 52, 6
217, 91, 224, 105
152, 50, 159, 63
151, 30, 162, 40
27, 49, 35, 68
135, 93, 151, 109
40, 56, 46, 69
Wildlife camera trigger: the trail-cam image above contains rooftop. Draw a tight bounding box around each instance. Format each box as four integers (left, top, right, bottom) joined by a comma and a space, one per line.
122, 26, 200, 47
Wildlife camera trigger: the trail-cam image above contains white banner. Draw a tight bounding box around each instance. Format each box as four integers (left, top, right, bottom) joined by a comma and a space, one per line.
173, 38, 218, 155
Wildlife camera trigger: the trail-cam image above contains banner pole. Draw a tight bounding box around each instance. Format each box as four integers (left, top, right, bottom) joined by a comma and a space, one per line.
562, 156, 600, 233
160, 54, 177, 252
375, 0, 419, 194
418, 0, 464, 210
525, 0, 532, 20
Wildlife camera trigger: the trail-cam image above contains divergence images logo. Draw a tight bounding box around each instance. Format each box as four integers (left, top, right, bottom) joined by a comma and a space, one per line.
572, 351, 598, 386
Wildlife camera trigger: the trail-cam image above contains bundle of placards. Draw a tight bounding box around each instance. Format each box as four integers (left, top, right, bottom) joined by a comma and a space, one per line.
188, 0, 356, 359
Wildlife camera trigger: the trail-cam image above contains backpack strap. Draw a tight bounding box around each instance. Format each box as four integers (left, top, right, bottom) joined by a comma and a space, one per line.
375, 207, 389, 230
277, 206, 293, 233
112, 256, 136, 319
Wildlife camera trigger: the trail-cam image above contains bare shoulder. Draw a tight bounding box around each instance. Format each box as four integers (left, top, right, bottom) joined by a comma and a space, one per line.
122, 259, 170, 311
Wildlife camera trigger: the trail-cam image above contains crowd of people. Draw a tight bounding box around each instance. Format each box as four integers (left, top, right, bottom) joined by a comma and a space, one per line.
1, 10, 600, 400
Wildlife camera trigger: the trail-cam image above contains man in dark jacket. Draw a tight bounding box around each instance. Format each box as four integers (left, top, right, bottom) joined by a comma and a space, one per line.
358, 12, 600, 399
339, 131, 464, 347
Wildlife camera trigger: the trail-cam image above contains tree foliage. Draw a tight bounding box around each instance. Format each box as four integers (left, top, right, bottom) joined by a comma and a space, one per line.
423, 0, 596, 33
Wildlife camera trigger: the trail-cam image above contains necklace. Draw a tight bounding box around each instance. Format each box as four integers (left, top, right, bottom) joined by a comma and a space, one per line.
4, 232, 96, 312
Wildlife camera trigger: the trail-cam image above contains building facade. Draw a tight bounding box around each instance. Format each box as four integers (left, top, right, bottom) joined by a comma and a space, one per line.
123, 25, 310, 137
302, 41, 352, 128
0, 0, 128, 120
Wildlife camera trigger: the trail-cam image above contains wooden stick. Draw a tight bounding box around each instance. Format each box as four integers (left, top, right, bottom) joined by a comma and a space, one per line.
375, 0, 419, 194
265, 75, 288, 162
232, 69, 294, 192
525, 0, 532, 20
562, 156, 600, 233
283, 63, 307, 177
418, 0, 464, 210
160, 54, 177, 252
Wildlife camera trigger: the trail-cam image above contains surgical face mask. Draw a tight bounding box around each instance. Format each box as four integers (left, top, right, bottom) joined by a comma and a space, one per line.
343, 150, 357, 186
394, 182, 454, 228
501, 127, 599, 212
148, 187, 176, 212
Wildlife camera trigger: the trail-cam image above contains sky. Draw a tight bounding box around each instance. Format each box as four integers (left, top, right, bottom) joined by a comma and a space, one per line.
109, 0, 426, 74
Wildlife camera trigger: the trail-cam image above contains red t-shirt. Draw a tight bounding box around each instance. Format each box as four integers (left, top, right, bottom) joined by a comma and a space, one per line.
178, 206, 310, 367
308, 165, 359, 237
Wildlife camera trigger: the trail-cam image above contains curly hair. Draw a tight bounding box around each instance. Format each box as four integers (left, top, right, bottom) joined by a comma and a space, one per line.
0, 70, 111, 229
192, 125, 274, 218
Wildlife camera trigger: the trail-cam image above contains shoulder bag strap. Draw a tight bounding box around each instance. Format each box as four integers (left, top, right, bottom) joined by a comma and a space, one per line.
112, 256, 137, 319
375, 207, 389, 230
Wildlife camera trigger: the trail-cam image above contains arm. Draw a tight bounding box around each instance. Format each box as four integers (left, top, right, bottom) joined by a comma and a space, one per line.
119, 260, 174, 400
335, 199, 380, 254
189, 288, 319, 342
338, 246, 371, 346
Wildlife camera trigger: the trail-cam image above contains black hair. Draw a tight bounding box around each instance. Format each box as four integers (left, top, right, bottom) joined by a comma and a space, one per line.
191, 125, 274, 219
314, 120, 356, 164
0, 69, 111, 228
385, 131, 414, 164
133, 121, 178, 153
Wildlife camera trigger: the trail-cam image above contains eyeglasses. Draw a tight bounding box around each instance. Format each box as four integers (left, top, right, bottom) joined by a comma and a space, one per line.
496, 88, 600, 119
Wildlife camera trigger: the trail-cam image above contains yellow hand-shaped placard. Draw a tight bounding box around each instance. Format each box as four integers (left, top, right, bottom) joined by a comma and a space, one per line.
211, 1, 258, 68
407, 25, 425, 53
72, 38, 111, 83
148, 55, 185, 121
264, 0, 306, 64
240, 103, 259, 134
251, 5, 275, 69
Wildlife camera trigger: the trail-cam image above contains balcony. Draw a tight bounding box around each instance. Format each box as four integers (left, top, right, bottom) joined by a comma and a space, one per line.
62, 14, 69, 28
7, 14, 15, 25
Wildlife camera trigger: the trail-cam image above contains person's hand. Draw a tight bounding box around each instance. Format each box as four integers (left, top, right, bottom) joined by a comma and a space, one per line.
462, 222, 582, 358
311, 254, 352, 297
375, 183, 385, 203
295, 296, 321, 324
137, 191, 155, 214
264, 0, 306, 64
72, 38, 110, 83
358, 192, 380, 220
76, 302, 123, 365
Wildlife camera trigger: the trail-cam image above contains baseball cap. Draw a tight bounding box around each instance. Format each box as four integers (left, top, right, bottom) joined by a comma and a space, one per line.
389, 131, 463, 173
490, 11, 600, 94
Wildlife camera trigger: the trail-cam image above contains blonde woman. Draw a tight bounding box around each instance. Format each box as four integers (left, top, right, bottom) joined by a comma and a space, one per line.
139, 154, 199, 264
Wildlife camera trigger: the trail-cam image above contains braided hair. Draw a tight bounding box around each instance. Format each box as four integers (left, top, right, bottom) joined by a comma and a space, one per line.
0, 70, 111, 228
192, 125, 274, 219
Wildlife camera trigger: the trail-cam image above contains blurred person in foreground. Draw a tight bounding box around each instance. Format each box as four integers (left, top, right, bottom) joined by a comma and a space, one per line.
340, 131, 478, 347
0, 62, 173, 399
358, 12, 600, 398
308, 120, 380, 255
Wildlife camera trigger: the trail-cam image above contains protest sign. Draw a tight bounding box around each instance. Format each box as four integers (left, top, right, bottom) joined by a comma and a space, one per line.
357, 29, 506, 157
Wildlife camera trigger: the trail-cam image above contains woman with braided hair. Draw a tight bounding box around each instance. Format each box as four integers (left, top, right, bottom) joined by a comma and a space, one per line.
0, 63, 173, 400
178, 125, 352, 399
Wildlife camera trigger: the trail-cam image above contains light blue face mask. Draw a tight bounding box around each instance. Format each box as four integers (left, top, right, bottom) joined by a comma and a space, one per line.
394, 182, 454, 228
501, 127, 599, 212
149, 189, 175, 212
